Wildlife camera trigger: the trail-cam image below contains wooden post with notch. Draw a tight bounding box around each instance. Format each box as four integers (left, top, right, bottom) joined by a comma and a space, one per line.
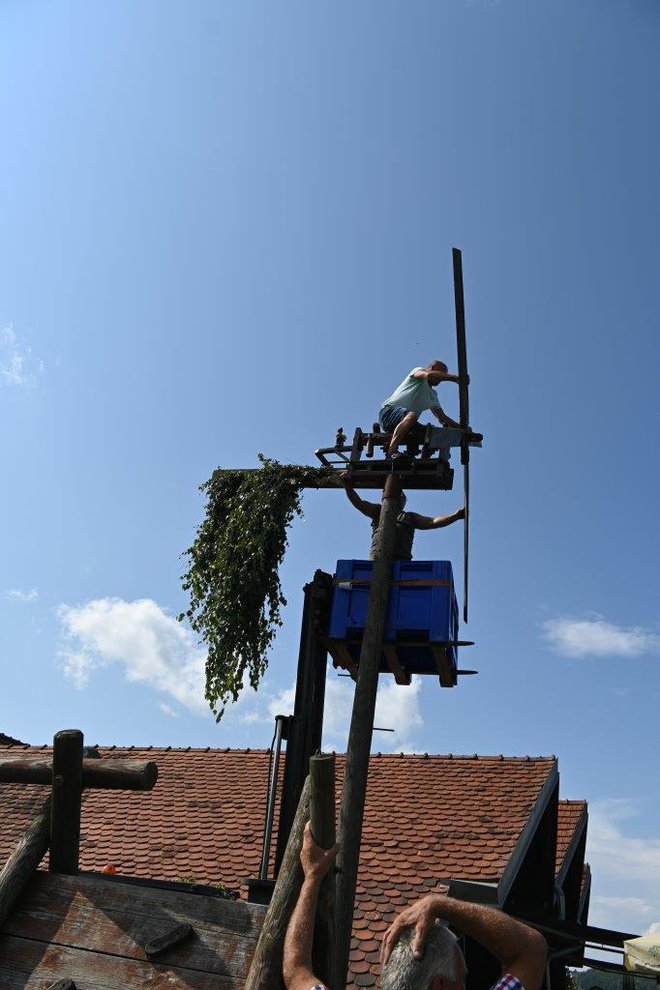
50, 729, 84, 874
333, 474, 403, 988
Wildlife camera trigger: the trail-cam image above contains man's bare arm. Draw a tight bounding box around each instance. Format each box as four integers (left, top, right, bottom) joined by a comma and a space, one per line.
381, 891, 547, 990
431, 405, 461, 430
413, 369, 467, 387
341, 475, 379, 518
410, 507, 465, 531
283, 823, 338, 990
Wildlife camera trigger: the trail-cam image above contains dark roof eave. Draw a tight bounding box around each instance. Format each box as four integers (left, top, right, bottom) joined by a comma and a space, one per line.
496, 761, 560, 906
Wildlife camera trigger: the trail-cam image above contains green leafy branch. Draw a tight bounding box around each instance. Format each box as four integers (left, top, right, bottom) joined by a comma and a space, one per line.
180, 456, 326, 721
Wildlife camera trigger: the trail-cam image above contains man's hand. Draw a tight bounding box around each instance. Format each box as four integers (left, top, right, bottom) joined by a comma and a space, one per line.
300, 822, 338, 883
381, 888, 448, 964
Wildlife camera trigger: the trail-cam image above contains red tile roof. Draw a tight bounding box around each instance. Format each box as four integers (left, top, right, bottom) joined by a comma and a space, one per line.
0, 747, 560, 989
556, 799, 587, 877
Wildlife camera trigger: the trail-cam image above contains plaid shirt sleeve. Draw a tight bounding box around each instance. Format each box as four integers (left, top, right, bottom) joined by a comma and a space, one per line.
490, 975, 525, 990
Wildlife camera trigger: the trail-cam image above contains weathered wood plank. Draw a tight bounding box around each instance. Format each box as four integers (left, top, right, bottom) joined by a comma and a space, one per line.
0, 935, 244, 989
0, 757, 158, 791
2, 872, 266, 976
0, 797, 50, 928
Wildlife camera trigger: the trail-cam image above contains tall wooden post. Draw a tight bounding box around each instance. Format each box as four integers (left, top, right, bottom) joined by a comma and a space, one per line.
310, 753, 336, 989
333, 475, 402, 988
50, 729, 83, 874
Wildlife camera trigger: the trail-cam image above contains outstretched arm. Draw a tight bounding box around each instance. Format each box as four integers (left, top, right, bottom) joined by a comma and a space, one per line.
381, 890, 547, 990
410, 507, 465, 531
431, 405, 461, 430
341, 474, 379, 519
283, 823, 338, 990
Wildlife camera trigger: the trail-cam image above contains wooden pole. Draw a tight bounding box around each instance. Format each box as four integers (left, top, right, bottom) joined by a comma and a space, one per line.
333, 474, 403, 987
0, 756, 158, 791
309, 754, 336, 990
244, 776, 311, 990
0, 797, 51, 928
50, 729, 83, 874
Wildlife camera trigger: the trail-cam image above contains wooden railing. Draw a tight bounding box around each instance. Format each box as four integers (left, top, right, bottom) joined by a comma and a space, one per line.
0, 729, 158, 929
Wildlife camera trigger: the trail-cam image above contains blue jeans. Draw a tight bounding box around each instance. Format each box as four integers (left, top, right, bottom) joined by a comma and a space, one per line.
378, 404, 410, 432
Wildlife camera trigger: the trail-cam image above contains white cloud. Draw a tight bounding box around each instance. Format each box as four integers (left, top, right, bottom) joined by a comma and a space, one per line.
158, 703, 178, 718
646, 922, 660, 935
57, 597, 208, 715
320, 674, 424, 753
268, 685, 296, 721
587, 801, 660, 936
541, 616, 659, 659
0, 325, 44, 387
7, 588, 38, 602
589, 801, 660, 881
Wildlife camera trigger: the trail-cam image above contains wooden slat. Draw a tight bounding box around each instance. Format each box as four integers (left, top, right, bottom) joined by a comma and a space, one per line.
333, 579, 452, 588
383, 645, 411, 686
2, 872, 265, 978
432, 646, 454, 688
0, 935, 243, 989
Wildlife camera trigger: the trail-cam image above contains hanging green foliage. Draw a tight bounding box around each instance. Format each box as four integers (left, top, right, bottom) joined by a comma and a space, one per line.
180, 456, 326, 721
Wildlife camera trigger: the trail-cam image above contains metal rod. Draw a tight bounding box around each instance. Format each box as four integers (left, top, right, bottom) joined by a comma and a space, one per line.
452, 247, 471, 624
259, 715, 287, 880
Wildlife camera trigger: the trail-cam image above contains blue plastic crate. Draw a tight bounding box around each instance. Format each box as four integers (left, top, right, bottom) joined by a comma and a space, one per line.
328, 560, 459, 685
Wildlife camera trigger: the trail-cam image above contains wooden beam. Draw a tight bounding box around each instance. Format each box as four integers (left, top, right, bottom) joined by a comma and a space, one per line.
334, 474, 403, 987
309, 755, 337, 990
244, 777, 311, 990
432, 646, 454, 688
0, 756, 158, 791
50, 729, 83, 874
383, 644, 411, 686
0, 796, 51, 929
326, 641, 358, 680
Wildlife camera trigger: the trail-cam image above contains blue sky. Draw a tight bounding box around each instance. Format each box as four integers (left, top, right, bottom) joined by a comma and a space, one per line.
1, 0, 659, 940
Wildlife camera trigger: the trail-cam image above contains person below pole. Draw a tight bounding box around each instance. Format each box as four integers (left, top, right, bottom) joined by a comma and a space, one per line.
379, 361, 466, 459
341, 473, 464, 562
282, 825, 547, 990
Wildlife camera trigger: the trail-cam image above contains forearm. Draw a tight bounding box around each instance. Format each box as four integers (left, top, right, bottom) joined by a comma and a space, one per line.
424, 896, 545, 973
283, 875, 322, 988
432, 407, 460, 429
343, 483, 376, 518
430, 509, 463, 528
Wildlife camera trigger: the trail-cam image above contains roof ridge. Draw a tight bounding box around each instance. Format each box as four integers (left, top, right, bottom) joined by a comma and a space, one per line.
2, 744, 557, 761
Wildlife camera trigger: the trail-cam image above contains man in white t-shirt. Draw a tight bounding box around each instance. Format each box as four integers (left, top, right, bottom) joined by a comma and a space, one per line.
283, 824, 547, 990
379, 361, 466, 458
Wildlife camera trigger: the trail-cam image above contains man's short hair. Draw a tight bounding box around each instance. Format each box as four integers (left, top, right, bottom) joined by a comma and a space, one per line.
381, 922, 465, 990
429, 360, 448, 373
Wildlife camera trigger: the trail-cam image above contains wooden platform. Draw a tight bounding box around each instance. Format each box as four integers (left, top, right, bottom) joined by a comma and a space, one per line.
0, 870, 267, 989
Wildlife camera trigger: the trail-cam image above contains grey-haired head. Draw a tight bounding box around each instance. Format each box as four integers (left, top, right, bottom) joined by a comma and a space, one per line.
381, 922, 466, 990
